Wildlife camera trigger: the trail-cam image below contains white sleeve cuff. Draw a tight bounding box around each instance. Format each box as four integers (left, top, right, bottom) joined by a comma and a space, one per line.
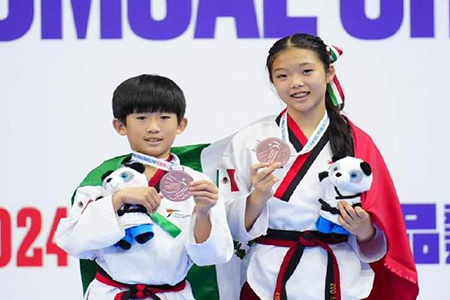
226, 192, 269, 242
185, 197, 234, 266
349, 225, 387, 263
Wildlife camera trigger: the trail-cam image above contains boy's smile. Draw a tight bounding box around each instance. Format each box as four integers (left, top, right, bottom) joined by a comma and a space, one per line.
144, 137, 163, 145
113, 112, 187, 159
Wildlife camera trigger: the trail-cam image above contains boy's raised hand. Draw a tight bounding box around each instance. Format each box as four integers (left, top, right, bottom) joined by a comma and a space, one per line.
112, 187, 163, 214
189, 180, 219, 216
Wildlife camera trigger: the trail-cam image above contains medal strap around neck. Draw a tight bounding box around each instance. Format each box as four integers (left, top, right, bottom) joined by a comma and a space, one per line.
280, 110, 329, 155
131, 152, 183, 238
131, 152, 180, 171
280, 111, 289, 144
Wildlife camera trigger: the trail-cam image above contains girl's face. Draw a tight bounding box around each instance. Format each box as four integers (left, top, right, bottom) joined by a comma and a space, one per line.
271, 47, 335, 118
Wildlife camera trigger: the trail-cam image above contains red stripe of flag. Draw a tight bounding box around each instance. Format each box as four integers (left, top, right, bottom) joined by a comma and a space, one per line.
226, 169, 239, 192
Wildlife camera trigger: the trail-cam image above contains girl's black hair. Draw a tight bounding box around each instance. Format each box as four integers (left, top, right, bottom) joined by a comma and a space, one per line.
266, 33, 354, 157
112, 74, 186, 125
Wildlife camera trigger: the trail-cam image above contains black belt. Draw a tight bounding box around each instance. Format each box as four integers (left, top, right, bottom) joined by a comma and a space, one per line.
255, 229, 347, 300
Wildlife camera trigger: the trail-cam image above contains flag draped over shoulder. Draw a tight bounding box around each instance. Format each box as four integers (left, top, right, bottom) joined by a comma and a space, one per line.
349, 120, 419, 300
72, 144, 220, 300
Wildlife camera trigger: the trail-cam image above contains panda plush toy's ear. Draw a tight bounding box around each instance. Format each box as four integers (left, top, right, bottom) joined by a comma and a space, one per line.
101, 170, 114, 182
124, 162, 145, 174
360, 162, 372, 176
318, 171, 329, 182
331, 153, 347, 162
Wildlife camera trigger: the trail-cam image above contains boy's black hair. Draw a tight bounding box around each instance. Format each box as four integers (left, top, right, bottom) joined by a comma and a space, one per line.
112, 74, 186, 124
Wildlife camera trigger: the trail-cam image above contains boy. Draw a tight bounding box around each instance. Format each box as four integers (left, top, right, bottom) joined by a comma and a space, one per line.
55, 74, 234, 299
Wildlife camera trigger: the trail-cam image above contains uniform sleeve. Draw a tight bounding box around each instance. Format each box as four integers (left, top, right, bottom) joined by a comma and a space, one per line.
348, 225, 387, 263
217, 135, 269, 243
185, 193, 234, 266
55, 185, 125, 259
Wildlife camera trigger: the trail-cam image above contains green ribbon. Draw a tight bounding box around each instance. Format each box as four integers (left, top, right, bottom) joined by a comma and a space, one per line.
149, 212, 182, 238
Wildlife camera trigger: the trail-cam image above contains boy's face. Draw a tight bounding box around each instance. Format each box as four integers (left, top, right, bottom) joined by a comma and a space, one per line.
113, 112, 187, 159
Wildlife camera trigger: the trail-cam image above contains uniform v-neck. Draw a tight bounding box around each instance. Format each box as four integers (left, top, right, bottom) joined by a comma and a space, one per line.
275, 110, 308, 153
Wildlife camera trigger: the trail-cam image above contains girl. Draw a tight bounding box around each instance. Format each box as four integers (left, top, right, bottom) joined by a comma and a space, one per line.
219, 34, 418, 300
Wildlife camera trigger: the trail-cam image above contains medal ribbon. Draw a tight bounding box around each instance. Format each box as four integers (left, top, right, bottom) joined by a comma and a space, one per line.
149, 213, 181, 238
280, 110, 329, 155
132, 152, 180, 171
280, 111, 289, 144
131, 152, 182, 237
274, 111, 330, 201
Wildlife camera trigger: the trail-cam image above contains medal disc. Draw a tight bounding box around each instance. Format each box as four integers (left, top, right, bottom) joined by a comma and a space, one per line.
256, 137, 291, 165
160, 170, 193, 202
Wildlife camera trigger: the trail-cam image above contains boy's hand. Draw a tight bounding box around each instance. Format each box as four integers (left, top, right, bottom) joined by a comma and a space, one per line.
337, 201, 375, 243
112, 187, 162, 214
189, 180, 219, 216
249, 162, 280, 205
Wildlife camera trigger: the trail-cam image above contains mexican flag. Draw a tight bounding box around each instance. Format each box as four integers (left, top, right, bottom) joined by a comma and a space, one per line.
72, 143, 233, 300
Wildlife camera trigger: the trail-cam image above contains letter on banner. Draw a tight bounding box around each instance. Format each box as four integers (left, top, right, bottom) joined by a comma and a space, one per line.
264, 0, 317, 38
42, 0, 93, 39
0, 0, 33, 41
128, 0, 191, 40
195, 0, 259, 38
410, 0, 434, 38
340, 0, 403, 40
101, 0, 122, 39
445, 204, 450, 264
402, 204, 440, 264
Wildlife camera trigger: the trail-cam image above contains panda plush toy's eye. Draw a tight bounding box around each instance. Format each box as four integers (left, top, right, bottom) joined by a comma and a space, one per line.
349, 170, 362, 183
120, 171, 134, 182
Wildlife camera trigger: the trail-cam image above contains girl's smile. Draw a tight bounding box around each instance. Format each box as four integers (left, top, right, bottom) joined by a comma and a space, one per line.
271, 47, 335, 122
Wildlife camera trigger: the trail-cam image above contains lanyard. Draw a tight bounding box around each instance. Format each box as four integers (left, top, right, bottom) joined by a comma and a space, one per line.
280, 110, 329, 155
131, 152, 180, 171
130, 151, 183, 238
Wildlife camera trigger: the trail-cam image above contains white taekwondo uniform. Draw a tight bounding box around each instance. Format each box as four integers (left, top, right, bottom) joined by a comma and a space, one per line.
210, 112, 386, 300
55, 157, 233, 300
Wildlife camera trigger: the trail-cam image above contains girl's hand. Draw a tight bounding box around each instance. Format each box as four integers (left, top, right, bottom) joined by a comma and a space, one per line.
337, 201, 375, 243
249, 162, 280, 204
189, 180, 219, 216
112, 187, 162, 214
244, 162, 280, 231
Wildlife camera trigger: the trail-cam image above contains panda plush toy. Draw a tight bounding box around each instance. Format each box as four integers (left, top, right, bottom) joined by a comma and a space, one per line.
316, 155, 373, 235
101, 162, 154, 250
